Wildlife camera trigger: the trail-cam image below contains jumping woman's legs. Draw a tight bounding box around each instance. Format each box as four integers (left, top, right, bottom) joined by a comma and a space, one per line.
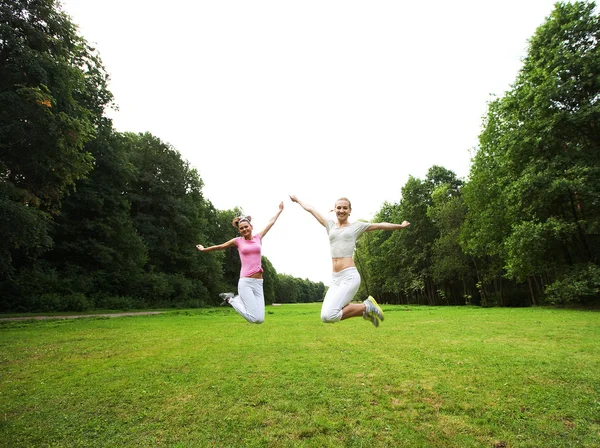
229, 277, 265, 324
320, 267, 361, 323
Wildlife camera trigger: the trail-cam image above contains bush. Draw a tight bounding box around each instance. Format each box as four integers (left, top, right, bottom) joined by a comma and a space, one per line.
27, 293, 93, 312
544, 264, 600, 305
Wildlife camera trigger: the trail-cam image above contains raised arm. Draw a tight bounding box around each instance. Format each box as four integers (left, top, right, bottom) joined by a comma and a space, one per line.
196, 238, 237, 252
289, 195, 327, 227
258, 201, 284, 239
366, 220, 410, 232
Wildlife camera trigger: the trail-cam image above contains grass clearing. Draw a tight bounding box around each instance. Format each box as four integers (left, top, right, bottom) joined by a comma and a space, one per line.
1, 304, 599, 447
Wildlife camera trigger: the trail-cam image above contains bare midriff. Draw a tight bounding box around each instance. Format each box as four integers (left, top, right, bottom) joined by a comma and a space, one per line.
246, 272, 263, 279
332, 257, 355, 273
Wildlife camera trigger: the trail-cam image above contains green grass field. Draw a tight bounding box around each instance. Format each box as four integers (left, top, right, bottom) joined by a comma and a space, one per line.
1, 304, 599, 447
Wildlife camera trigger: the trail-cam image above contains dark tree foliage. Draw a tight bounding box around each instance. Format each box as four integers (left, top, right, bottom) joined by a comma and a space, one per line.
126, 132, 205, 274
0, 0, 112, 308
124, 132, 225, 306
42, 123, 148, 302
0, 0, 111, 271
261, 256, 277, 304
213, 208, 243, 291
0, 0, 112, 210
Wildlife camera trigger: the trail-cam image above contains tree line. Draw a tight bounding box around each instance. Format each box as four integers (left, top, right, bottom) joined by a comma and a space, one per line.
0, 0, 324, 312
355, 1, 600, 307
1, 0, 598, 311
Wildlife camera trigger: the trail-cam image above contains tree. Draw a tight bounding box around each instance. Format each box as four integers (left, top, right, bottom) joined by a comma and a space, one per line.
210, 208, 243, 291
126, 132, 223, 305
261, 256, 278, 304
428, 184, 474, 304
462, 1, 600, 305
0, 0, 113, 307
126, 133, 202, 273
275, 274, 299, 303
44, 123, 148, 302
0, 0, 112, 210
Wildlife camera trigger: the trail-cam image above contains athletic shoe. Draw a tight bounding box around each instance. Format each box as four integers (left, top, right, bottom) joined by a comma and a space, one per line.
363, 310, 380, 327
364, 296, 384, 321
363, 296, 384, 327
219, 292, 234, 306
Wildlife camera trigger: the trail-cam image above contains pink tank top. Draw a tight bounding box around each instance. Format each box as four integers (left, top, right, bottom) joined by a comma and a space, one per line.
235, 234, 263, 277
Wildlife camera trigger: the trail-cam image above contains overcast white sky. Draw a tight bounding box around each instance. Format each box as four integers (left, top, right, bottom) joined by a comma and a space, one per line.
60, 0, 564, 285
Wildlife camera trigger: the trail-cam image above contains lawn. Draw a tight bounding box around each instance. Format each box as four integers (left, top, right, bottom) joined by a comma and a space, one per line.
1, 304, 599, 447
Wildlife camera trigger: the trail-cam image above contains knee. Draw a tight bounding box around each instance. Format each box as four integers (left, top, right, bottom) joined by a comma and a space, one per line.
250, 316, 264, 324
321, 311, 340, 324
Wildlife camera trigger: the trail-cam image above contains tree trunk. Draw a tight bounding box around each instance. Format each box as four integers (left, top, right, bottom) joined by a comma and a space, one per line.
569, 191, 592, 261
527, 276, 537, 306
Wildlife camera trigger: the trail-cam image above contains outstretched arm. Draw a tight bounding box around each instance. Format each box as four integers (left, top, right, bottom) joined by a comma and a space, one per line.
289, 195, 326, 227
258, 201, 284, 239
196, 238, 237, 252
366, 221, 410, 232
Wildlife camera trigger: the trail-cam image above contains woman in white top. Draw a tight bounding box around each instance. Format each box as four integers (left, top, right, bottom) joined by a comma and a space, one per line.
289, 195, 410, 327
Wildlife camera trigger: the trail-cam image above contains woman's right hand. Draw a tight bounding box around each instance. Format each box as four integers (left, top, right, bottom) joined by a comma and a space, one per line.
289, 195, 298, 203
196, 244, 205, 251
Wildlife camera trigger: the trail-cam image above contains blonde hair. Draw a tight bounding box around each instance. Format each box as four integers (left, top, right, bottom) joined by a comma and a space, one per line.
330, 197, 352, 212
336, 197, 352, 208
232, 215, 252, 228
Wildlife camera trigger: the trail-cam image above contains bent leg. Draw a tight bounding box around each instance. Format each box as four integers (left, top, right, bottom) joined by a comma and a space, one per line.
229, 278, 265, 324
321, 268, 361, 323
341, 302, 367, 320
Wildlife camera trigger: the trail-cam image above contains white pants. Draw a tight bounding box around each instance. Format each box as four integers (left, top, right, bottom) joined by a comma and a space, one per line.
230, 277, 265, 324
321, 267, 361, 323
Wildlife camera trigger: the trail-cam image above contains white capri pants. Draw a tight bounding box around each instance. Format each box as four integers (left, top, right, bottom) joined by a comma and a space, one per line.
230, 277, 265, 324
321, 267, 361, 323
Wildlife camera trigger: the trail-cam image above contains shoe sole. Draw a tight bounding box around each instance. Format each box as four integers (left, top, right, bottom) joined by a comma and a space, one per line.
370, 314, 380, 327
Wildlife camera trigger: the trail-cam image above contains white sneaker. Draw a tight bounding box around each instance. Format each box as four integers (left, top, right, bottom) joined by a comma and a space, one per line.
219, 292, 234, 306
363, 296, 384, 327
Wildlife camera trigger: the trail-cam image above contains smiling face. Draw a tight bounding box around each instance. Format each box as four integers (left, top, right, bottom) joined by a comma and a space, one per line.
334, 198, 351, 224
237, 220, 253, 239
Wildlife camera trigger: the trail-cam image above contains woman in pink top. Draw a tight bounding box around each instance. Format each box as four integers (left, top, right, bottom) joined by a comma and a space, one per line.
196, 202, 284, 324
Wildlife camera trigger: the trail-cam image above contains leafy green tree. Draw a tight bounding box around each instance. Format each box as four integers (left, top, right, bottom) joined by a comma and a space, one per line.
361, 167, 456, 304
0, 184, 52, 278
0, 0, 112, 210
44, 123, 148, 302
355, 165, 473, 306
261, 256, 278, 304
293, 278, 310, 303
507, 1, 600, 271
428, 184, 474, 304
307, 280, 326, 303
211, 208, 243, 291
356, 201, 410, 303
125, 132, 222, 305
460, 119, 513, 306
127, 133, 201, 272
0, 0, 113, 308
275, 274, 299, 303
463, 1, 600, 305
